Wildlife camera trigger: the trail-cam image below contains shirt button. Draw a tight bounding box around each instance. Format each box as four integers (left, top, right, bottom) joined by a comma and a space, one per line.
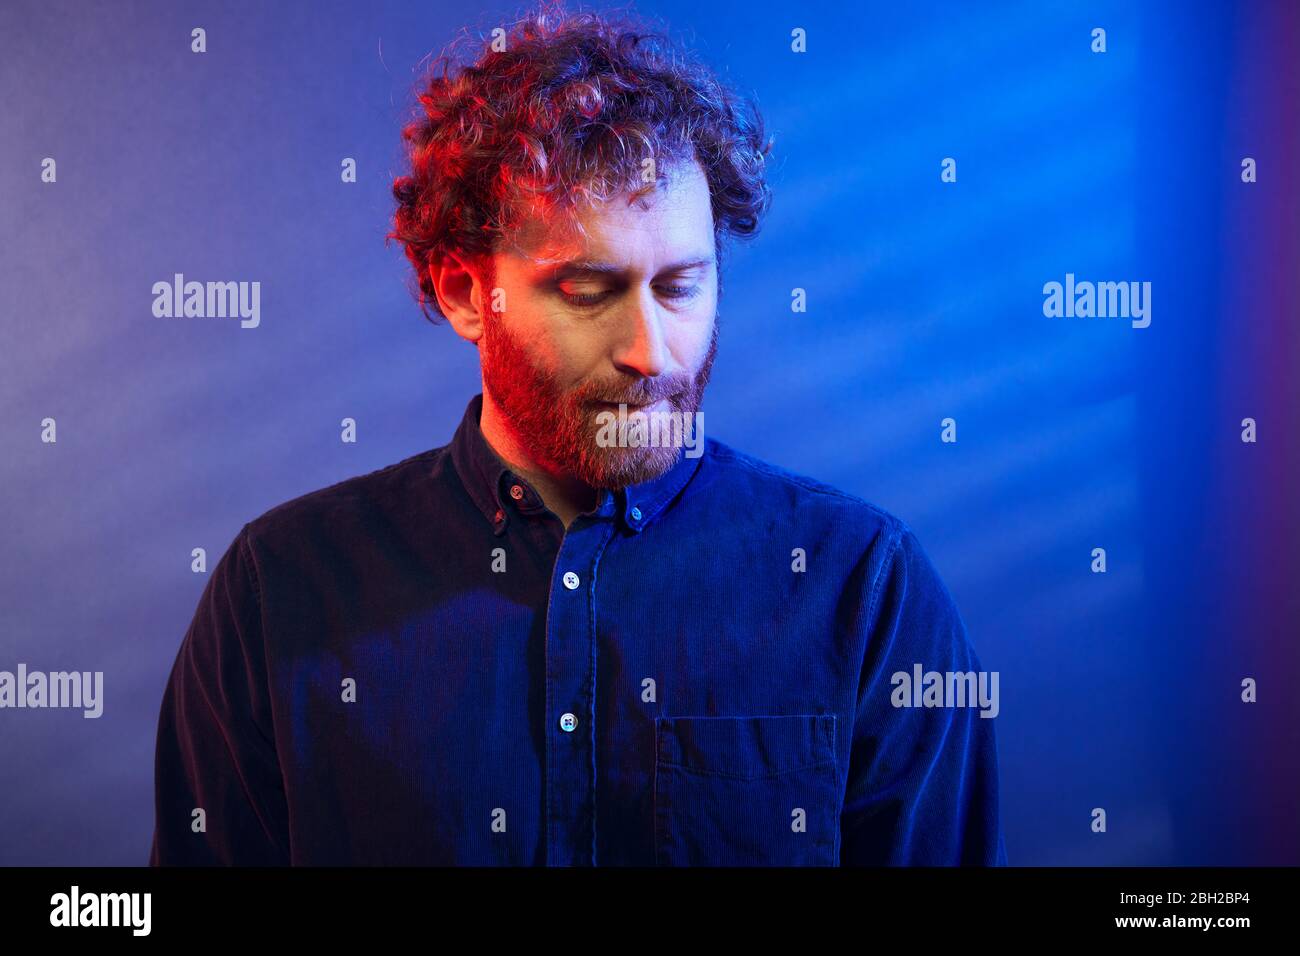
562, 571, 580, 590
509, 484, 525, 501
630, 506, 642, 521
559, 712, 578, 732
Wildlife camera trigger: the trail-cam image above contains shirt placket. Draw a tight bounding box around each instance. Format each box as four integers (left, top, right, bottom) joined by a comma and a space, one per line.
543, 501, 616, 866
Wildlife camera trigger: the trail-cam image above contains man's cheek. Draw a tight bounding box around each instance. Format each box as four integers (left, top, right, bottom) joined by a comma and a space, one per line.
687, 318, 717, 369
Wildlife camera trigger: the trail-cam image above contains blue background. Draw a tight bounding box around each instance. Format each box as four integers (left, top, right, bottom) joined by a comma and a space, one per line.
1, 0, 1296, 865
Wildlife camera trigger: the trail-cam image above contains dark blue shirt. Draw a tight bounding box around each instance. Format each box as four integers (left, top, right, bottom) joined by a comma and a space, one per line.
150, 393, 1006, 866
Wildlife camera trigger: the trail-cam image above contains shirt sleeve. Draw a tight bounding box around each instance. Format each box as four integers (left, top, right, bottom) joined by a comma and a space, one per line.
840, 524, 1007, 865
149, 524, 291, 865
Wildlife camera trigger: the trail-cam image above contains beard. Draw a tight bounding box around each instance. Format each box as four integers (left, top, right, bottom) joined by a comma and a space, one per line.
481, 317, 718, 490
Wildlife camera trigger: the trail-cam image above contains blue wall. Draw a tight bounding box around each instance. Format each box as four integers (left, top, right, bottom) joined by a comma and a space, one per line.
1, 0, 1295, 865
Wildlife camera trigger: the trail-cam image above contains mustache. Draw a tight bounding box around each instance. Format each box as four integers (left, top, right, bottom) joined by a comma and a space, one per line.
581, 376, 693, 406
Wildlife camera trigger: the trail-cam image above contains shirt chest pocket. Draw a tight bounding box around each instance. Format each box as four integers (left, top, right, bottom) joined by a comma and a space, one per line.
653, 714, 840, 866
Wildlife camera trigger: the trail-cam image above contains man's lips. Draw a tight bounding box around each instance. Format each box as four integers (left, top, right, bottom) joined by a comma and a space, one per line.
591, 393, 679, 409
592, 398, 670, 413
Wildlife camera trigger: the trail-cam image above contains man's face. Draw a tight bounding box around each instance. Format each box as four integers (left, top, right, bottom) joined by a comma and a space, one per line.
479, 158, 719, 490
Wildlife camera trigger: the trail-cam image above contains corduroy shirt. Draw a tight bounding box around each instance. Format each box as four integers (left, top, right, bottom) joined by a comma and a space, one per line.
150, 393, 1006, 866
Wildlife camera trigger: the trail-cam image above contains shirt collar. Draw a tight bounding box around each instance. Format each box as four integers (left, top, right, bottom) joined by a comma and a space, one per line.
448, 392, 703, 535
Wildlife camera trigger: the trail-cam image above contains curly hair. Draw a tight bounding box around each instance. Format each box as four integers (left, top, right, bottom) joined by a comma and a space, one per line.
388, 1, 774, 322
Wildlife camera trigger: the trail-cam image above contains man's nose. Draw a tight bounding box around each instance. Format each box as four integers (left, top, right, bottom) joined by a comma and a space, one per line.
612, 287, 669, 379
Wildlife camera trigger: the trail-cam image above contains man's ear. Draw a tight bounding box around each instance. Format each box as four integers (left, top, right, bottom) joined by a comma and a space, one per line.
428, 252, 492, 344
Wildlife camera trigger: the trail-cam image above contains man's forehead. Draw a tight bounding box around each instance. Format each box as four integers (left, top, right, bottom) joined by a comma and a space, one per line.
504, 162, 712, 270
505, 208, 591, 268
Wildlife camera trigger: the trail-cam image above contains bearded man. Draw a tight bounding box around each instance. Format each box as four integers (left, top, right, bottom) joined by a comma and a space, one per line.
150, 6, 1006, 867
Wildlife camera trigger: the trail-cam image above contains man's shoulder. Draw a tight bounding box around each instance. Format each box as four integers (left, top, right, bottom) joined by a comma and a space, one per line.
242, 444, 450, 543
700, 437, 909, 543
699, 441, 964, 627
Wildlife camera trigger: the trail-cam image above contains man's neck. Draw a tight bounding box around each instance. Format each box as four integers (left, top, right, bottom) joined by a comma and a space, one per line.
479, 390, 597, 528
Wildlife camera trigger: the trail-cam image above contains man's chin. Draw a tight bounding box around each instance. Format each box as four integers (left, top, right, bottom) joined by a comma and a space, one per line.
577, 445, 682, 490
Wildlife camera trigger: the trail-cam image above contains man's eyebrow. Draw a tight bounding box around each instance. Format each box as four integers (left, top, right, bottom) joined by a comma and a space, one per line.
541, 255, 715, 278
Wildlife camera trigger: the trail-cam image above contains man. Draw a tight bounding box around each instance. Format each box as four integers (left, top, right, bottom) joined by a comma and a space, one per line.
150, 6, 1006, 866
